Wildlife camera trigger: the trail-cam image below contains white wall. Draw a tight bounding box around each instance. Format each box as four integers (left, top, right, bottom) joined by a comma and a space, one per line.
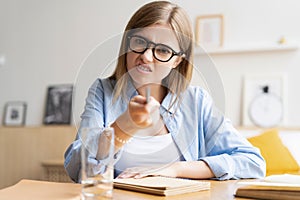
0, 0, 300, 127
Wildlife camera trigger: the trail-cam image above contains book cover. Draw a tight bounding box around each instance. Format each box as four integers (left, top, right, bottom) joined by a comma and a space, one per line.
113, 176, 210, 196
235, 174, 300, 200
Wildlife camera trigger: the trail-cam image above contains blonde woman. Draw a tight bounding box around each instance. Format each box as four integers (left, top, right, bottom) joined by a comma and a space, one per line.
64, 1, 265, 182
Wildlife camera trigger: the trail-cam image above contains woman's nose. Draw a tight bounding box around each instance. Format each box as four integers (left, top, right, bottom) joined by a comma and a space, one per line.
140, 48, 154, 63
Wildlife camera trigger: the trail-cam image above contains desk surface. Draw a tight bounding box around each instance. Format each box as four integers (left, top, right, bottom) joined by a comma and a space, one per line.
0, 179, 252, 200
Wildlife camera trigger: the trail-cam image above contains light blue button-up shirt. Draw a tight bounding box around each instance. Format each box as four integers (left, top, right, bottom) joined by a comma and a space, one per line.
64, 78, 266, 182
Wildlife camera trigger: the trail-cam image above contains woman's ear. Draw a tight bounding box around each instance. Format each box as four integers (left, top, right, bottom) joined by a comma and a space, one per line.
172, 57, 183, 68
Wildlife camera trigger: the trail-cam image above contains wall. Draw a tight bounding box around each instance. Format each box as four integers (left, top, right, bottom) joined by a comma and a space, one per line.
0, 0, 300, 127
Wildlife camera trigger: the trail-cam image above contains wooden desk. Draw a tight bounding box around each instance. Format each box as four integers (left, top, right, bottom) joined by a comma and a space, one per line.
0, 179, 251, 200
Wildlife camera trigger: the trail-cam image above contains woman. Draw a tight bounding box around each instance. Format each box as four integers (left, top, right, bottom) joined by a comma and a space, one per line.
64, 1, 266, 182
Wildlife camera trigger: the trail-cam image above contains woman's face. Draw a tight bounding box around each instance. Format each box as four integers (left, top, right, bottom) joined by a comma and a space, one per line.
126, 24, 182, 87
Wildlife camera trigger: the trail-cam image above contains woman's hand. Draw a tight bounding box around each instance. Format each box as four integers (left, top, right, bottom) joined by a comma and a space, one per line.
116, 161, 215, 179
117, 163, 178, 179
114, 95, 160, 135
112, 95, 160, 149
128, 95, 160, 128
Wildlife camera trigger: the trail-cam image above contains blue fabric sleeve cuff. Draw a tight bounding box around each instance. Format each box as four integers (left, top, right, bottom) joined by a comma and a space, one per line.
200, 154, 235, 180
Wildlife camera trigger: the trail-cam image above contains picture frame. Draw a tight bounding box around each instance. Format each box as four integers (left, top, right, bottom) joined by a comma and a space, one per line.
195, 14, 224, 48
43, 84, 73, 125
3, 101, 27, 126
242, 75, 286, 127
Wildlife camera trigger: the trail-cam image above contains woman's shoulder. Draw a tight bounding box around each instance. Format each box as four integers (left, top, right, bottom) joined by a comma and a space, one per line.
93, 77, 116, 85
185, 85, 211, 99
91, 77, 116, 89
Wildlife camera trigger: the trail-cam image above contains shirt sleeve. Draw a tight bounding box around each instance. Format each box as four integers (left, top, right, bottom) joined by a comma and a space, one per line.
198, 89, 266, 180
64, 79, 122, 183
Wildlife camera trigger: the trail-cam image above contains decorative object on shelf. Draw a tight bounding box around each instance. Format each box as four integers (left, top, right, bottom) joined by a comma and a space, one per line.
243, 75, 286, 128
195, 14, 224, 48
278, 36, 287, 45
194, 43, 298, 55
44, 84, 73, 125
3, 101, 27, 126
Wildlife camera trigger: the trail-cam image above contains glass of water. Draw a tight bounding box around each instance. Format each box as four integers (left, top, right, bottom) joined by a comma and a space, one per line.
80, 127, 114, 199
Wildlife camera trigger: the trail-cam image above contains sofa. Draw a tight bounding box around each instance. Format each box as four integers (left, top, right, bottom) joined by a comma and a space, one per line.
238, 128, 300, 176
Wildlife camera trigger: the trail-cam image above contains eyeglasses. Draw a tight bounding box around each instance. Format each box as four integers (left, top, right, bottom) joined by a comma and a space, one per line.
127, 35, 184, 62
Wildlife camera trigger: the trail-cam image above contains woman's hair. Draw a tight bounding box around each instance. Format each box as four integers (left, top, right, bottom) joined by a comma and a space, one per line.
109, 1, 194, 108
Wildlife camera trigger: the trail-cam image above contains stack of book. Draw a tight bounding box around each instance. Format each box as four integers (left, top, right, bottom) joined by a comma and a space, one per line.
114, 176, 210, 196
235, 174, 300, 200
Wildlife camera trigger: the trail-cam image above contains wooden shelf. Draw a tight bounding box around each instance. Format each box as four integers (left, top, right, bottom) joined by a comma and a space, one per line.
236, 126, 300, 131
0, 125, 75, 129
0, 126, 76, 188
194, 43, 298, 55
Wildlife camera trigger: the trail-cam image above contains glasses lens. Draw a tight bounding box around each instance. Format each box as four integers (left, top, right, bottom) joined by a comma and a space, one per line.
128, 36, 176, 62
154, 44, 173, 62
129, 36, 147, 53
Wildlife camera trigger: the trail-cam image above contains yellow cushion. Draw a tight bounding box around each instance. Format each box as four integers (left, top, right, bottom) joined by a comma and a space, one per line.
248, 129, 300, 175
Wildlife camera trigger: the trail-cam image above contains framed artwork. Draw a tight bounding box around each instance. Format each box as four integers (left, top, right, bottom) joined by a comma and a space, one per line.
3, 101, 27, 126
195, 14, 224, 48
242, 75, 286, 128
44, 84, 73, 125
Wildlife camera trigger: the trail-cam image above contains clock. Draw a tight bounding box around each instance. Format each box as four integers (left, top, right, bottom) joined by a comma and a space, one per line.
248, 85, 283, 128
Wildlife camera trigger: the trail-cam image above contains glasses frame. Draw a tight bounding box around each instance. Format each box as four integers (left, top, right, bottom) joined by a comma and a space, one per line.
127, 35, 184, 62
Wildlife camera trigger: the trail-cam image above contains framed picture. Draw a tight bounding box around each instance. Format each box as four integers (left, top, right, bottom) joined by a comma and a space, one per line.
44, 84, 73, 125
195, 14, 224, 48
242, 75, 286, 127
3, 101, 27, 126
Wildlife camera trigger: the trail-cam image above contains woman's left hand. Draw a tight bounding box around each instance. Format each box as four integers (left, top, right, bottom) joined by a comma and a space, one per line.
117, 163, 178, 179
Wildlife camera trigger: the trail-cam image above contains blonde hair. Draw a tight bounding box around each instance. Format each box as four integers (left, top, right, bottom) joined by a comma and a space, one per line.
109, 1, 194, 108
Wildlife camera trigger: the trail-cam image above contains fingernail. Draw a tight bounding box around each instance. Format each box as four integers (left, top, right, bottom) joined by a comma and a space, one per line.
134, 174, 142, 179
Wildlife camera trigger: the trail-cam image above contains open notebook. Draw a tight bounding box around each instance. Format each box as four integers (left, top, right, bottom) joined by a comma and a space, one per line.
113, 176, 210, 196
235, 174, 300, 200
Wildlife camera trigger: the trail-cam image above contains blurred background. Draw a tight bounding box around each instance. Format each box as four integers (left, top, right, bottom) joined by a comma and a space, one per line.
1, 0, 300, 189
1, 0, 300, 127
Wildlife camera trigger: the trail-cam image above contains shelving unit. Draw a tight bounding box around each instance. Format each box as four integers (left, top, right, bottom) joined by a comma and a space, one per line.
42, 159, 71, 183
194, 43, 298, 55
0, 126, 76, 189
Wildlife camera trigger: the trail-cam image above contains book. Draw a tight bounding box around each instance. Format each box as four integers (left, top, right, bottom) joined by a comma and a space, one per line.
235, 174, 300, 200
113, 176, 210, 196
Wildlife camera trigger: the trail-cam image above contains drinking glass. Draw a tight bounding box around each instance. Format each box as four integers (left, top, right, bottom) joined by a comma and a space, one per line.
80, 127, 114, 199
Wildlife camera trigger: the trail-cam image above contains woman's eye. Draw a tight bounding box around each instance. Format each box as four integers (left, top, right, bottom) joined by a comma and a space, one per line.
135, 38, 146, 45
156, 46, 171, 55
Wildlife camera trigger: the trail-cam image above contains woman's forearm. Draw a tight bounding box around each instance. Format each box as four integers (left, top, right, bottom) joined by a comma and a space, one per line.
174, 161, 215, 179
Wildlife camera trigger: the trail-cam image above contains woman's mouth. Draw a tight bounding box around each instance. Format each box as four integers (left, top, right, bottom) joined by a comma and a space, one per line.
136, 65, 152, 73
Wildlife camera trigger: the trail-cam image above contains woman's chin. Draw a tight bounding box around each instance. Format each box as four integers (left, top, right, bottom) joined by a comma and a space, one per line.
128, 72, 155, 86
131, 77, 160, 87
128, 68, 171, 87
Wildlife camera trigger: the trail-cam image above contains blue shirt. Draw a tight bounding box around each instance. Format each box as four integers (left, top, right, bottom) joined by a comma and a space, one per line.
64, 78, 266, 182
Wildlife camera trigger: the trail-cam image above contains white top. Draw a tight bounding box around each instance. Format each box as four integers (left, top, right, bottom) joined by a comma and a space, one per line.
115, 133, 183, 176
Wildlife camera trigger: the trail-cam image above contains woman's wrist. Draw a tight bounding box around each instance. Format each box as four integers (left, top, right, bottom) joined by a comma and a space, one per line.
111, 121, 133, 146
114, 133, 132, 144
115, 109, 140, 135
172, 162, 183, 178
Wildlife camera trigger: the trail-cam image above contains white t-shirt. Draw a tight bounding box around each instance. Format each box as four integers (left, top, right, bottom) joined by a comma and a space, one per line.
115, 133, 183, 176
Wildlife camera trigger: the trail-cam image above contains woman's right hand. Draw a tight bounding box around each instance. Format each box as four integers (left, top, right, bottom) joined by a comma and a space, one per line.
128, 95, 160, 128
114, 95, 160, 136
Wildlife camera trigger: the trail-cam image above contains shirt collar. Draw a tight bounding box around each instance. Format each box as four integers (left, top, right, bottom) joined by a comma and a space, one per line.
125, 79, 179, 114
161, 92, 179, 114
126, 79, 138, 99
